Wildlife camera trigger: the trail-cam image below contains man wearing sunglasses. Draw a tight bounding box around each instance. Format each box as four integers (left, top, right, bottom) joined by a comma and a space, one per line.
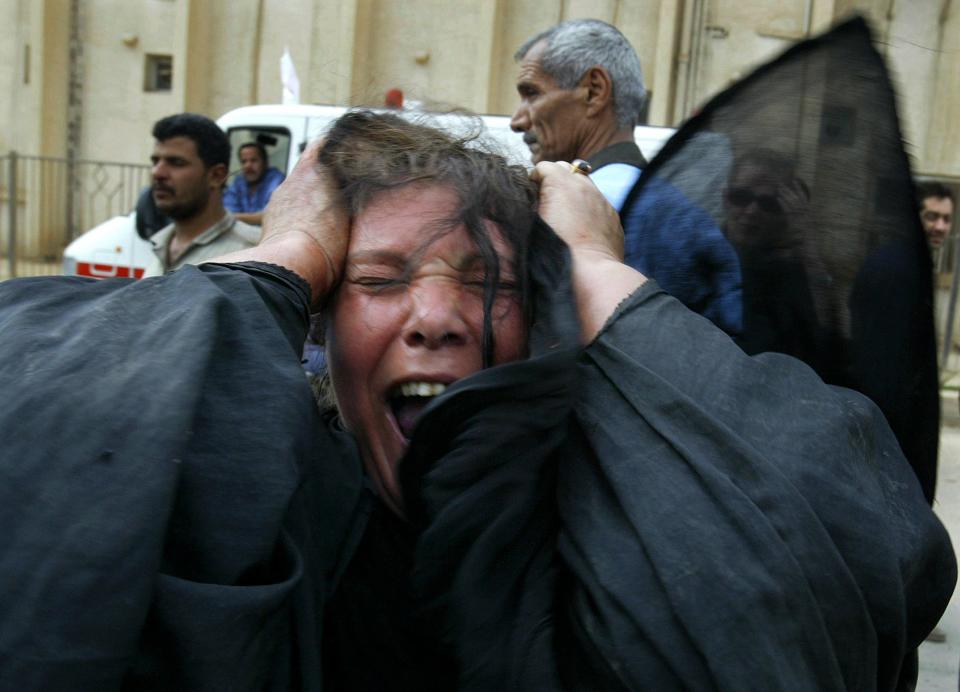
720, 149, 832, 372
723, 152, 811, 255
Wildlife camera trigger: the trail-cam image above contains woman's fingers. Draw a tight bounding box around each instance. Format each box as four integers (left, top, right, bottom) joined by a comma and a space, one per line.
531, 160, 646, 344
531, 160, 625, 261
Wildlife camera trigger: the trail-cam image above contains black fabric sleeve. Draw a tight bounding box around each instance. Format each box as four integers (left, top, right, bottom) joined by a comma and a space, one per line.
557, 282, 955, 690
0, 262, 364, 691
404, 271, 953, 691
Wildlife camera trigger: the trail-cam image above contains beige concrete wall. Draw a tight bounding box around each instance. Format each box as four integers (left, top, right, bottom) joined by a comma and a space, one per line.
305, 0, 361, 105
184, 1, 261, 117
489, 2, 562, 117
812, 0, 959, 177
487, 1, 668, 122
78, 0, 181, 164
670, 0, 958, 177
0, 1, 30, 155
0, 0, 63, 156
923, 0, 959, 178
258, 0, 317, 104
0, 0, 955, 178
883, 0, 944, 165
0, 2, 22, 154
681, 0, 809, 117
347, 0, 501, 111
0, 0, 70, 256
17, 1, 41, 155
39, 0, 68, 158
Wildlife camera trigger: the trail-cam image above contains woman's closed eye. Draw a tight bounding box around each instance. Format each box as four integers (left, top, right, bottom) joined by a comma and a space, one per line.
350, 274, 407, 291
462, 272, 518, 292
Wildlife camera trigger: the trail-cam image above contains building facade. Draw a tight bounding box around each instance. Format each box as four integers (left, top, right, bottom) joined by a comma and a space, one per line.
2, 0, 957, 174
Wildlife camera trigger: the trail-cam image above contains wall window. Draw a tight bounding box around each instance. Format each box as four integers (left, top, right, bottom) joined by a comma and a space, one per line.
144, 54, 173, 92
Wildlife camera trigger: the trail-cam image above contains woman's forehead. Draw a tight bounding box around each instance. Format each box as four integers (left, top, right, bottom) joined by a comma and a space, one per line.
352, 184, 458, 242
349, 183, 513, 263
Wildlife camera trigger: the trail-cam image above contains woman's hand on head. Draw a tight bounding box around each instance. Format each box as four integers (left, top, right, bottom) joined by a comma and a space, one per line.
260, 139, 350, 301
531, 160, 624, 262
531, 160, 647, 343
209, 139, 349, 306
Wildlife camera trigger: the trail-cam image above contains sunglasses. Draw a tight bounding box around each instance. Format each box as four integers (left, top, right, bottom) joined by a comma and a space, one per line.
726, 188, 783, 215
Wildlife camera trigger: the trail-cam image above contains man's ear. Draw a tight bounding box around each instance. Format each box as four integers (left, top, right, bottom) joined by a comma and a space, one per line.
580, 66, 614, 118
207, 162, 229, 188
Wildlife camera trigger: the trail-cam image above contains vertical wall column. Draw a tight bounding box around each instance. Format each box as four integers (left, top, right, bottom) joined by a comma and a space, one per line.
40, 0, 68, 158
308, 0, 361, 105
808, 0, 836, 33
65, 0, 82, 239
650, 0, 683, 126
470, 0, 504, 113
924, 0, 959, 177
179, 0, 210, 115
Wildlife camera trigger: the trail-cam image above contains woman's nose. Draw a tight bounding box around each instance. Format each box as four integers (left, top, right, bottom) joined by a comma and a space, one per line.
402, 282, 468, 349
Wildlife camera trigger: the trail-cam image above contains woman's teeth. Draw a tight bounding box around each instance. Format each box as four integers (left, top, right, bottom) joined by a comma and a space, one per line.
396, 382, 447, 398
390, 382, 448, 440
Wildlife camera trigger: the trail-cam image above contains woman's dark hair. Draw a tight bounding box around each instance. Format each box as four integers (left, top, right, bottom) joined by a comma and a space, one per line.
318, 110, 538, 366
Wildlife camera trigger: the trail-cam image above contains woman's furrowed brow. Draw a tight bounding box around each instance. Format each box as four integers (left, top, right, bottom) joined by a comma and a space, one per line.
458, 253, 518, 277
346, 249, 513, 276
455, 253, 487, 271
345, 250, 408, 267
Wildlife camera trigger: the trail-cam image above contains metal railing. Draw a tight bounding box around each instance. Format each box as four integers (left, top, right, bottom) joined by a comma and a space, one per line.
0, 152, 150, 279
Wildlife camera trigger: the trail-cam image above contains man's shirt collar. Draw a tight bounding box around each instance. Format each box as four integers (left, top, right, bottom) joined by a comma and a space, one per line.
588, 141, 647, 171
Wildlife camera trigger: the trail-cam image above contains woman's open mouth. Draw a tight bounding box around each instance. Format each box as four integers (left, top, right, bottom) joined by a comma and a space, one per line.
388, 381, 448, 439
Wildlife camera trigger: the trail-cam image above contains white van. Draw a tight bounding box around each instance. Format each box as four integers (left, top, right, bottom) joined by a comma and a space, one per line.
62, 105, 674, 279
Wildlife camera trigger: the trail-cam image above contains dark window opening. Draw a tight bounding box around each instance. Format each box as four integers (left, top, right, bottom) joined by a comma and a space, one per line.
144, 54, 173, 92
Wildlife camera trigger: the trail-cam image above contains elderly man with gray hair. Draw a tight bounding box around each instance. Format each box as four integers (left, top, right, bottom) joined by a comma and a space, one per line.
511, 19, 647, 210
511, 18, 743, 336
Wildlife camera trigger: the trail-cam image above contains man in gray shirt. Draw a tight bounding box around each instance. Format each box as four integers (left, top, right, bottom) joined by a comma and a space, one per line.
144, 113, 259, 276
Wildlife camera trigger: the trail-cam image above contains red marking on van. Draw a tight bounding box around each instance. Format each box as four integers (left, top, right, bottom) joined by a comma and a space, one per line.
77, 262, 145, 279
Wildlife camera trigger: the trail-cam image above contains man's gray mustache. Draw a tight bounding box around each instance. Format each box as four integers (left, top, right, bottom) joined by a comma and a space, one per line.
522, 133, 538, 146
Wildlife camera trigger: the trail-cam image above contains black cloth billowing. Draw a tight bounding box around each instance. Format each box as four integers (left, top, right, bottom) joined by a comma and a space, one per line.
627, 16, 939, 502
